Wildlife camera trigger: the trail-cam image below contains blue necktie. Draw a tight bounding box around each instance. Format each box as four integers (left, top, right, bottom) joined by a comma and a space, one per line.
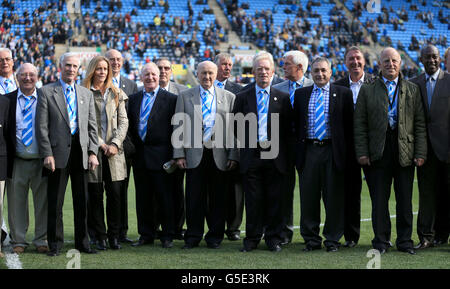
216, 81, 224, 89
314, 88, 326, 140
21, 95, 34, 146
65, 86, 78, 135
386, 81, 396, 128
113, 77, 119, 88
257, 89, 268, 142
4, 79, 12, 93
289, 81, 297, 107
201, 90, 214, 142
426, 76, 434, 110
139, 92, 155, 141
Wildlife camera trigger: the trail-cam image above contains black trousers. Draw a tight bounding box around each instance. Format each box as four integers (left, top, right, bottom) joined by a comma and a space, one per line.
242, 156, 285, 249
299, 142, 344, 248
134, 167, 175, 242
87, 154, 122, 241
417, 147, 450, 243
119, 157, 132, 239
343, 159, 362, 243
364, 128, 414, 251
184, 149, 227, 245
225, 168, 244, 236
280, 164, 295, 242
47, 134, 90, 251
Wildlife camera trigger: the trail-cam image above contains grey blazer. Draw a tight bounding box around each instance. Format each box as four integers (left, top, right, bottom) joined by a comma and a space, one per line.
36, 81, 99, 170
272, 77, 314, 94
173, 84, 238, 171
120, 76, 138, 97
167, 81, 189, 95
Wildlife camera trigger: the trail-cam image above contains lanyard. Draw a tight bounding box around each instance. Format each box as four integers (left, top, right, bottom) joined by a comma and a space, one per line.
18, 95, 36, 114
388, 80, 400, 110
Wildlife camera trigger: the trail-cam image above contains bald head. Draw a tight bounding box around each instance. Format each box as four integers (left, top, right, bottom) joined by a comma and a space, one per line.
380, 47, 402, 81
105, 49, 123, 77
420, 45, 440, 75
16, 63, 38, 95
197, 61, 217, 90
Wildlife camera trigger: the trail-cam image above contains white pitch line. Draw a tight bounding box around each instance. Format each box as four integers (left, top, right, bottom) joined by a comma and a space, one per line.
3, 240, 23, 269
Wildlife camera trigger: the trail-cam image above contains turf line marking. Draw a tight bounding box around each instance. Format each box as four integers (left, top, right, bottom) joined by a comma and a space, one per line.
3, 246, 23, 269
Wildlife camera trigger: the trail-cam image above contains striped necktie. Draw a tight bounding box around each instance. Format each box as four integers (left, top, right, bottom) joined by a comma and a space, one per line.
65, 85, 78, 135
201, 90, 214, 142
21, 95, 35, 146
289, 81, 297, 107
139, 91, 155, 141
4, 79, 12, 93
257, 89, 268, 142
113, 77, 119, 88
386, 80, 396, 128
216, 81, 224, 89
314, 88, 326, 140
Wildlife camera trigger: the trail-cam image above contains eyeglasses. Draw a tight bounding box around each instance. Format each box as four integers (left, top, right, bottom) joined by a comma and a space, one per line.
158, 66, 171, 71
0, 58, 13, 63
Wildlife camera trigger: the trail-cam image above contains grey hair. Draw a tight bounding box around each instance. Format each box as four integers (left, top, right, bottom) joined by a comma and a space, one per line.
344, 46, 364, 61
214, 53, 233, 65
59, 52, 81, 67
197, 61, 218, 73
16, 63, 38, 76
311, 57, 332, 69
252, 51, 274, 70
0, 47, 13, 58
140, 62, 160, 77
283, 50, 308, 74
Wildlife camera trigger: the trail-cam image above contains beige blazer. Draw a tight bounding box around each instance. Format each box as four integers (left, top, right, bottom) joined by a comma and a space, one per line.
88, 88, 129, 182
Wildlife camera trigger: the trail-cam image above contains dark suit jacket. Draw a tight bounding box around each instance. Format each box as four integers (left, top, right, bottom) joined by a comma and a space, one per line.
294, 84, 354, 172
128, 88, 177, 171
232, 85, 293, 174
410, 70, 450, 162
5, 90, 44, 178
0, 94, 9, 180
120, 76, 138, 98
224, 80, 242, 95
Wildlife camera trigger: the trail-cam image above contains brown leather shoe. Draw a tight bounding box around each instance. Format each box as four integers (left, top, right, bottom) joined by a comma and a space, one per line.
37, 246, 49, 253
13, 246, 25, 254
414, 241, 433, 249
0, 251, 4, 258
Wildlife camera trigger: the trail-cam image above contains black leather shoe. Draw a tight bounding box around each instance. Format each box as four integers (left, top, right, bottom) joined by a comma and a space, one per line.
398, 247, 416, 255
375, 248, 387, 254
303, 244, 322, 252
207, 242, 220, 249
47, 249, 60, 257
433, 238, 449, 246
344, 240, 357, 248
162, 240, 173, 248
174, 230, 185, 240
280, 237, 291, 246
239, 246, 253, 252
109, 239, 122, 250
77, 247, 98, 254
182, 243, 198, 249
96, 240, 108, 251
131, 239, 154, 247
326, 245, 338, 252
119, 237, 133, 244
268, 244, 282, 252
227, 233, 241, 241
414, 241, 433, 250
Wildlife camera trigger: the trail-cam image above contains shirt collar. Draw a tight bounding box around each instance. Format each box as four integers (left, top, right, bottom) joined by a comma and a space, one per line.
291, 76, 305, 87
113, 75, 121, 87
255, 83, 270, 96
200, 85, 215, 97
426, 68, 440, 81
144, 86, 159, 97
17, 87, 37, 100
349, 72, 365, 85
0, 75, 15, 83
214, 79, 227, 87
313, 82, 330, 92
382, 76, 399, 86
60, 79, 75, 92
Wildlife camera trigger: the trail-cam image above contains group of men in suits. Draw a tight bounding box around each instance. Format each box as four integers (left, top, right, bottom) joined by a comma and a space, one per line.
0, 44, 448, 257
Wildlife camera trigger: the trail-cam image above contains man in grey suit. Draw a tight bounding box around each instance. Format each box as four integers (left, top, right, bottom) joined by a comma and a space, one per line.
411, 45, 450, 249
105, 49, 138, 244
214, 53, 243, 241
36, 52, 99, 256
173, 61, 238, 249
273, 50, 313, 245
156, 57, 188, 240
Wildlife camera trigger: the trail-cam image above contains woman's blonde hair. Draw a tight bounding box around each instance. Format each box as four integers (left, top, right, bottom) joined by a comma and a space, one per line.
83, 55, 120, 107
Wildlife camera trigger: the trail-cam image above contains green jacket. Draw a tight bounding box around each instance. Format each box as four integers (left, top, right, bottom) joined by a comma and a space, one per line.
354, 74, 427, 167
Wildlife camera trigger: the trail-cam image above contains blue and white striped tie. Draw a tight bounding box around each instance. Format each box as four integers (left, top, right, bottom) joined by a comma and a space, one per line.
65, 86, 78, 135
201, 91, 213, 142
139, 92, 155, 141
387, 81, 396, 128
314, 88, 326, 140
4, 79, 12, 93
289, 81, 297, 107
21, 95, 34, 146
216, 81, 224, 89
257, 89, 268, 142
113, 77, 119, 88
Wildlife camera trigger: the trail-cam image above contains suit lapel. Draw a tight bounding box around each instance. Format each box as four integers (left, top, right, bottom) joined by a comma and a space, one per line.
190, 86, 202, 122
133, 91, 144, 135
329, 84, 336, 115
75, 84, 85, 128
303, 86, 314, 123
148, 89, 162, 126
430, 70, 444, 111
53, 83, 71, 128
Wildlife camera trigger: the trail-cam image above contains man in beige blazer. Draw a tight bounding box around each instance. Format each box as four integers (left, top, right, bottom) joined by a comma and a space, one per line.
173, 61, 238, 249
